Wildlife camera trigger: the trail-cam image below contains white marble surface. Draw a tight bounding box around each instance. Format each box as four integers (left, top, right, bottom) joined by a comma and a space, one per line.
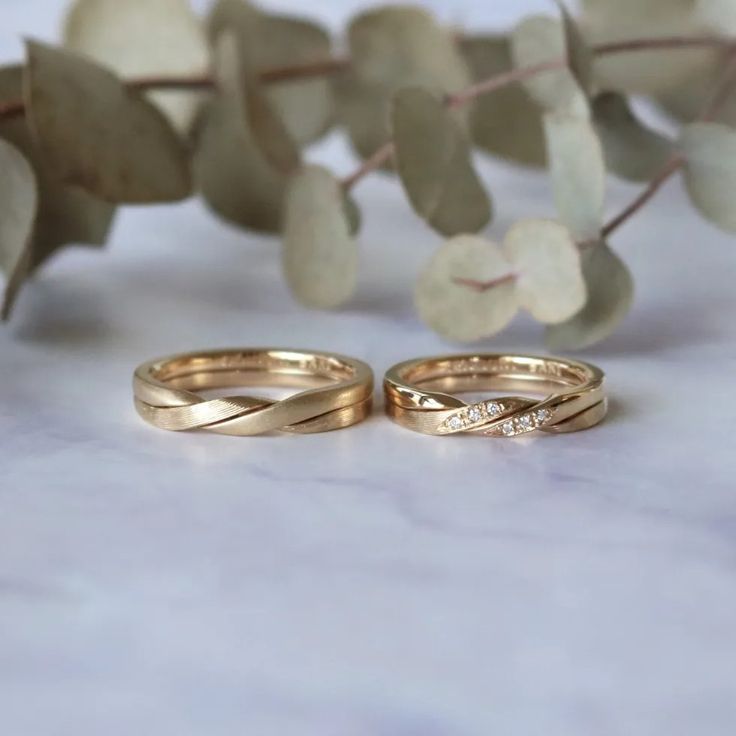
2, 1, 736, 734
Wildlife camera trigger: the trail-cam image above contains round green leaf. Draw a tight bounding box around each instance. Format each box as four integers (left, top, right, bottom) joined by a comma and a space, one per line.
348, 6, 470, 94
554, 0, 594, 96
334, 73, 394, 166
0, 139, 37, 319
415, 235, 519, 342
344, 6, 471, 162
654, 56, 736, 126
63, 0, 209, 134
593, 92, 673, 182
581, 0, 716, 95
460, 35, 547, 168
503, 219, 586, 324
194, 32, 298, 233
511, 15, 587, 114
282, 165, 359, 309
209, 0, 335, 146
681, 122, 736, 233
0, 64, 115, 273
543, 111, 606, 240
25, 41, 191, 204
392, 87, 492, 237
546, 241, 633, 350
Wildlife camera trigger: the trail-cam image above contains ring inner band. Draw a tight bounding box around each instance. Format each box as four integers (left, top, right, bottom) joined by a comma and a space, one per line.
403, 355, 592, 395
151, 350, 357, 391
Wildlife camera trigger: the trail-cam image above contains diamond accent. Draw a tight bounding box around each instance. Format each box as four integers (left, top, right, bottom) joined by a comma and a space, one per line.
448, 416, 463, 431
486, 401, 502, 416
441, 400, 555, 436
519, 414, 534, 430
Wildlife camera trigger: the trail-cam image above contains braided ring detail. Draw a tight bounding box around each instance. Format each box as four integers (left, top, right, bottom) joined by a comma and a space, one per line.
134, 348, 373, 436
383, 353, 607, 438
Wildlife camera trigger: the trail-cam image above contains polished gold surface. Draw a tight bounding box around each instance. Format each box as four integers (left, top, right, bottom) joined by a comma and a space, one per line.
383, 353, 606, 437
134, 348, 374, 435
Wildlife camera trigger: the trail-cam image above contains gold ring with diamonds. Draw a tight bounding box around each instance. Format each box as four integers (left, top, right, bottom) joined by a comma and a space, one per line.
134, 348, 373, 435
383, 353, 606, 438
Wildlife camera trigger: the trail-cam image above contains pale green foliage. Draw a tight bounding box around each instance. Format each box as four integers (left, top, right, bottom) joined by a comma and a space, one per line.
415, 221, 585, 342
283, 165, 359, 309
392, 86, 491, 236
546, 242, 634, 350
0, 139, 37, 318
26, 40, 191, 203
64, 0, 209, 133
0, 0, 733, 348
681, 123, 736, 233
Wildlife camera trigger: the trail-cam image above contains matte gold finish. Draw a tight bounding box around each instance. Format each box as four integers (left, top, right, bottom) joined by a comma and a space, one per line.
383, 353, 606, 437
134, 348, 373, 435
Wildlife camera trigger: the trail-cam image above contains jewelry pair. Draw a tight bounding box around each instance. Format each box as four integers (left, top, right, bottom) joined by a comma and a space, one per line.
134, 348, 607, 438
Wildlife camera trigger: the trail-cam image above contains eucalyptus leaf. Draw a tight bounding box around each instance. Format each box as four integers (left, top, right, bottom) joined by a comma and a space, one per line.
392, 87, 491, 237
580, 0, 716, 95
543, 111, 606, 240
334, 73, 394, 166
343, 6, 471, 162
503, 219, 586, 324
654, 53, 736, 127
546, 241, 633, 350
25, 41, 191, 203
282, 165, 359, 309
415, 235, 519, 342
554, 0, 594, 96
460, 35, 547, 167
681, 122, 736, 233
593, 92, 673, 182
511, 15, 588, 114
209, 0, 336, 146
63, 0, 210, 134
194, 32, 298, 233
0, 140, 37, 319
0, 65, 115, 274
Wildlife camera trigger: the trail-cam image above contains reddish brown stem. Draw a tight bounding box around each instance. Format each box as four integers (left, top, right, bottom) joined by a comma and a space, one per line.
601, 156, 684, 239
259, 56, 350, 84
342, 34, 736, 190
341, 141, 396, 189
447, 59, 565, 109
601, 51, 736, 239
453, 273, 518, 292
592, 36, 734, 55
127, 75, 215, 93
0, 99, 25, 120
0, 56, 351, 121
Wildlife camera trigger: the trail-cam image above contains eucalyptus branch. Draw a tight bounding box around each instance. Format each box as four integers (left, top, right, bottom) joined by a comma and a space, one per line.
342, 34, 736, 189
0, 56, 351, 122
601, 51, 736, 239
600, 156, 684, 239
461, 53, 736, 294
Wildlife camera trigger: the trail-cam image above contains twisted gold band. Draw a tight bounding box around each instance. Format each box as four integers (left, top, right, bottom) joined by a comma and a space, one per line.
384, 353, 606, 438
133, 348, 374, 435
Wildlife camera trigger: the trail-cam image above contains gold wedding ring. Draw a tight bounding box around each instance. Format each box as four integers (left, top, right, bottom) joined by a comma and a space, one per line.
384, 353, 606, 437
133, 348, 373, 435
